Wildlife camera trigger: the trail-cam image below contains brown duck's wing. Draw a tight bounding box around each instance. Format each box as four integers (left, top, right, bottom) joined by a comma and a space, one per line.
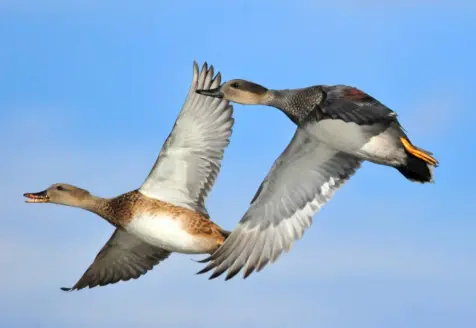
61, 229, 171, 292
139, 62, 233, 216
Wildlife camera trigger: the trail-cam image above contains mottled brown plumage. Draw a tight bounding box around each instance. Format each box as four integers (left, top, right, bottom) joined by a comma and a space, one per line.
24, 186, 228, 245
22, 61, 234, 291
98, 191, 227, 244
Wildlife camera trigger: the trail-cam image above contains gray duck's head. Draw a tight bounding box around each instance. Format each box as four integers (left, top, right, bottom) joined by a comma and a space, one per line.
196, 79, 269, 105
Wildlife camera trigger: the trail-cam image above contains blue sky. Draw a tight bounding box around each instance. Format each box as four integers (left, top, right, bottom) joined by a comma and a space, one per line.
1, 1, 475, 327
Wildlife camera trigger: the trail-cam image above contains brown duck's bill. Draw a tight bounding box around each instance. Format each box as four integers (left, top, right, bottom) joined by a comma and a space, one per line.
196, 87, 224, 98
23, 190, 50, 203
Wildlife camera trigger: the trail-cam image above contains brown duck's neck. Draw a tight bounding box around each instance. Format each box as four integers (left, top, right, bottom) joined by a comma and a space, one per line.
80, 195, 120, 226
85, 190, 143, 227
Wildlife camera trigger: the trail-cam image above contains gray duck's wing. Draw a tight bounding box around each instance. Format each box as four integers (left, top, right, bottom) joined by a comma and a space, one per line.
139, 62, 234, 216
197, 128, 363, 280
61, 229, 171, 291
319, 85, 396, 125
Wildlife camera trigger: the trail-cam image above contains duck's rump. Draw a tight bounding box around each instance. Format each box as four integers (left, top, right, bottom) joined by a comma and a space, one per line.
305, 119, 406, 165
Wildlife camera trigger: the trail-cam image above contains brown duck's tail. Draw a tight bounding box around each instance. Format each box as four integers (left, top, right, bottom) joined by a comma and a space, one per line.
397, 137, 439, 183
219, 228, 231, 239
207, 228, 231, 255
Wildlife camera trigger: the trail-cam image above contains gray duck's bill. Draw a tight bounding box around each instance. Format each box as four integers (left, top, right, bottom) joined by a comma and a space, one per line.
196, 87, 224, 98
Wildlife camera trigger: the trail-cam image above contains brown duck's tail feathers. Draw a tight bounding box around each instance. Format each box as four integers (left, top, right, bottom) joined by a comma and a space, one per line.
397, 137, 438, 183
219, 228, 231, 239
190, 229, 232, 262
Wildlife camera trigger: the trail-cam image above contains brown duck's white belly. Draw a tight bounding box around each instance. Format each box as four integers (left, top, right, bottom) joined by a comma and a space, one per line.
125, 213, 213, 254
305, 119, 406, 165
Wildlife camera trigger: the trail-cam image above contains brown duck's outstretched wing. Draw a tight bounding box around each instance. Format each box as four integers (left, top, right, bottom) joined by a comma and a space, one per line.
61, 229, 171, 291
139, 62, 234, 216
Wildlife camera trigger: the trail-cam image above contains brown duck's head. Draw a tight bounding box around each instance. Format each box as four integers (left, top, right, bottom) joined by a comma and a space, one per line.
24, 183, 91, 207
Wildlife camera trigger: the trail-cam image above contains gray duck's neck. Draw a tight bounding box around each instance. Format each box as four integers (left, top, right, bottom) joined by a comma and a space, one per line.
264, 87, 324, 124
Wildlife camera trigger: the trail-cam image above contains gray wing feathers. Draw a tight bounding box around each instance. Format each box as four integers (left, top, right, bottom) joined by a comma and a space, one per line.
198, 129, 362, 280
62, 229, 171, 291
139, 62, 234, 215
321, 85, 396, 125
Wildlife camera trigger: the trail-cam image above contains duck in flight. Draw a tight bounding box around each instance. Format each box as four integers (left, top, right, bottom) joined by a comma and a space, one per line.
23, 62, 234, 291
195, 78, 438, 280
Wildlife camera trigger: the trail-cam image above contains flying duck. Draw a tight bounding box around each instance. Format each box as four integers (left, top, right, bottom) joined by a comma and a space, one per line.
23, 62, 234, 291
195, 78, 438, 280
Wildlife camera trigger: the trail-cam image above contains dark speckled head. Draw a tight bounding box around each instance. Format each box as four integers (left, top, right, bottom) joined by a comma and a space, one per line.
196, 79, 269, 105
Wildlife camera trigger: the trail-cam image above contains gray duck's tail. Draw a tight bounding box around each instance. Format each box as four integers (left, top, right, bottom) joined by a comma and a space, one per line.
397, 137, 439, 183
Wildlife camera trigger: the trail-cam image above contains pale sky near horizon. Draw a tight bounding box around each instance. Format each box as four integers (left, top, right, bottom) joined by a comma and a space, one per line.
1, 1, 475, 327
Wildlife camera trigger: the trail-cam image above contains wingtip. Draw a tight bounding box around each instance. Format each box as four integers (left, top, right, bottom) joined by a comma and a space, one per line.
208, 65, 214, 79
224, 270, 239, 281
208, 270, 223, 280
243, 267, 254, 279
214, 71, 222, 85
196, 267, 211, 275
208, 273, 219, 280
195, 256, 212, 264
192, 61, 199, 81
60, 287, 72, 292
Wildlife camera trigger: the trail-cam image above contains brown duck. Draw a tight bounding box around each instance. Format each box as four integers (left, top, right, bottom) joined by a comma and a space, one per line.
24, 62, 234, 291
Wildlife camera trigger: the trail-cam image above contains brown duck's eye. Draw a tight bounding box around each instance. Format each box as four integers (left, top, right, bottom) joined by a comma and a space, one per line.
231, 82, 240, 88
56, 186, 66, 191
